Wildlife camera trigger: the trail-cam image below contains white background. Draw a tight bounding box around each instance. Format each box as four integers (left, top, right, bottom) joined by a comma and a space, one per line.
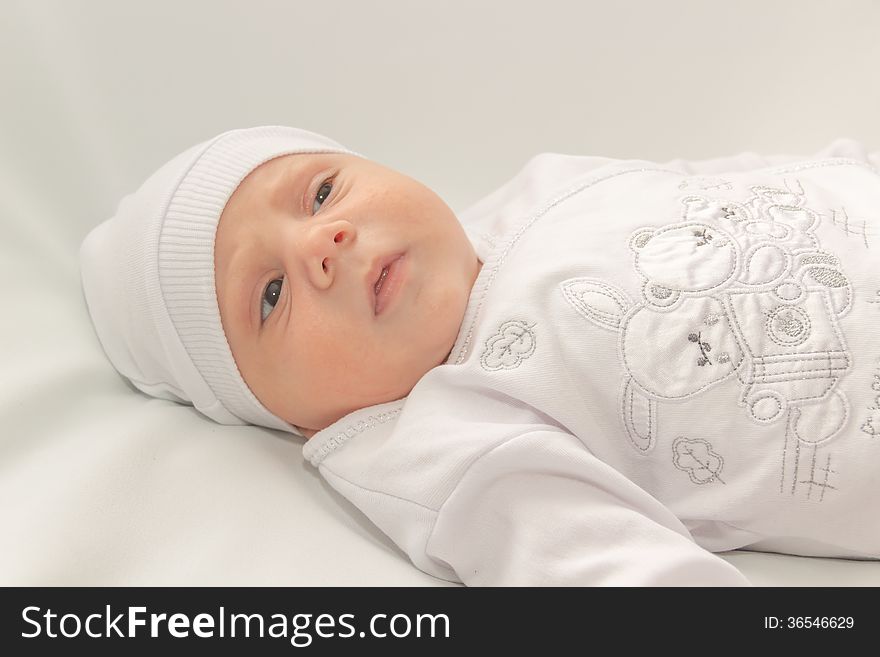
1, 0, 879, 585
4, 0, 879, 240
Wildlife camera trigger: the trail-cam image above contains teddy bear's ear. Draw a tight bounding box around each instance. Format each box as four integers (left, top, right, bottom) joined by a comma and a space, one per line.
680, 195, 709, 221
560, 277, 632, 332
629, 228, 655, 252
621, 377, 657, 453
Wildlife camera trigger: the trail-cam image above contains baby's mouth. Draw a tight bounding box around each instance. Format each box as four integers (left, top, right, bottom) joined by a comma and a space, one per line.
368, 253, 406, 316
374, 266, 389, 296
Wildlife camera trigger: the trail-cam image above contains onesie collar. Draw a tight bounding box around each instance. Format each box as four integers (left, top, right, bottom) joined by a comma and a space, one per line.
302, 233, 505, 467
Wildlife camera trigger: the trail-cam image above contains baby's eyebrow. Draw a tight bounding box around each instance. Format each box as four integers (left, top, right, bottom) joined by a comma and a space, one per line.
269, 160, 305, 212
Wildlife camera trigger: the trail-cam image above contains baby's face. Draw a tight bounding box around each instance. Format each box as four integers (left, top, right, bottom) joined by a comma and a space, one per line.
214, 152, 481, 437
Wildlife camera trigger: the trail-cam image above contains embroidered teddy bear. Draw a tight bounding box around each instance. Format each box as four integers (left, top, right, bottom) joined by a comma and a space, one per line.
562, 179, 852, 455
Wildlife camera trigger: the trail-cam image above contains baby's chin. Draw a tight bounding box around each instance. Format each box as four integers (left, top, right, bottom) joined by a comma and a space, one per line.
291, 258, 480, 441
296, 425, 318, 439
290, 370, 423, 438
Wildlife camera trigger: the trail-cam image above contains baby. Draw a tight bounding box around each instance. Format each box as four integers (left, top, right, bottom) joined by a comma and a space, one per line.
80, 126, 880, 586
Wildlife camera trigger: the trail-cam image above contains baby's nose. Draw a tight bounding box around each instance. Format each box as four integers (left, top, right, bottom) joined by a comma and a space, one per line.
303, 219, 356, 283
310, 218, 354, 251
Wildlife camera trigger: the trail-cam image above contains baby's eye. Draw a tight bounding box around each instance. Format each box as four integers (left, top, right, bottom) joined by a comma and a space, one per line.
312, 179, 333, 213
261, 278, 284, 322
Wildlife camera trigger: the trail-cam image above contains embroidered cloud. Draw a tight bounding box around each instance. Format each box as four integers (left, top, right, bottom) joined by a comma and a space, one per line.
480, 320, 537, 371
672, 437, 725, 485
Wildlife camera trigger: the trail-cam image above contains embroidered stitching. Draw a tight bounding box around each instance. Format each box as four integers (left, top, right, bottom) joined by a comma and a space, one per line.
817, 454, 837, 502
672, 436, 725, 485
800, 253, 840, 267
304, 407, 402, 466
750, 393, 784, 422
857, 358, 880, 437
723, 287, 851, 434
687, 331, 716, 367
779, 412, 838, 501
480, 320, 537, 371
562, 168, 861, 460
631, 222, 740, 297
681, 195, 752, 225
827, 207, 871, 249
651, 285, 673, 300
751, 178, 805, 205
619, 297, 743, 402
451, 167, 686, 365
560, 278, 634, 331
765, 305, 812, 347
720, 203, 750, 222
693, 227, 714, 246
789, 390, 849, 446
805, 266, 847, 288
620, 377, 657, 453
742, 243, 789, 286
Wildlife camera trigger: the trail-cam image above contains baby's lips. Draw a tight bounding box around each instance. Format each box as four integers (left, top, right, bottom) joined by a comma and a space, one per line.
374, 254, 407, 316
366, 251, 405, 315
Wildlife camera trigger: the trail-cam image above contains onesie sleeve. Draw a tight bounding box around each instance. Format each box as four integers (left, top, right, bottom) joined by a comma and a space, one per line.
660, 138, 880, 174
424, 429, 751, 586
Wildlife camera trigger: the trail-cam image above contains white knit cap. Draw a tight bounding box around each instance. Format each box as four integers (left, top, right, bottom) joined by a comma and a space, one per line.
79, 126, 358, 436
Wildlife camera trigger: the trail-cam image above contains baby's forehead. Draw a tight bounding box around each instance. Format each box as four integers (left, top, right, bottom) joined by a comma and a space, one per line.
217, 151, 356, 243
239, 151, 362, 193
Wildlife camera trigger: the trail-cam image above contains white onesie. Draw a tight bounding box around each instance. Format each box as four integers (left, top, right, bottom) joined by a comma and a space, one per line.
302, 139, 880, 586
